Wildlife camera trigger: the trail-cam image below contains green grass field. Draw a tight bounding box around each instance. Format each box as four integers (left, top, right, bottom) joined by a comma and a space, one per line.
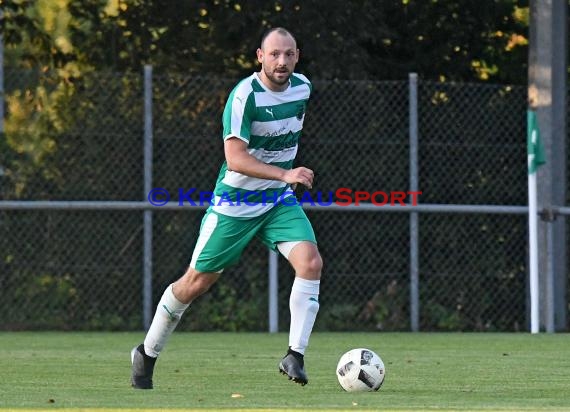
1, 332, 569, 411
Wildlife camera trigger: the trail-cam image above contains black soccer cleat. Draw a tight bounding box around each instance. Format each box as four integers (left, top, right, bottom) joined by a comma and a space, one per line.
131, 344, 157, 389
279, 349, 308, 386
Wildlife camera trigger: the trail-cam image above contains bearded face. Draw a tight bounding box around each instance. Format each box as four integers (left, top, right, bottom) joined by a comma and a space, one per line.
257, 32, 299, 92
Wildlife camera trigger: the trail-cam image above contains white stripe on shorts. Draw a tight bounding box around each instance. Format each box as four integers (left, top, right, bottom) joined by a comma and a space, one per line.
190, 212, 221, 272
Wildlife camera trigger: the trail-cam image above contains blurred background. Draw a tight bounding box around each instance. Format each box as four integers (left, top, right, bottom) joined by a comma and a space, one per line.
0, 0, 568, 332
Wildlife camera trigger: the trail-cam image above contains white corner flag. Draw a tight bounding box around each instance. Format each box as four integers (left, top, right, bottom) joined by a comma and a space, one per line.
527, 109, 545, 334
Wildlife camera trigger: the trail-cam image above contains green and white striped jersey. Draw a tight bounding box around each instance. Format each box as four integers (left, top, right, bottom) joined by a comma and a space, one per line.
211, 72, 312, 217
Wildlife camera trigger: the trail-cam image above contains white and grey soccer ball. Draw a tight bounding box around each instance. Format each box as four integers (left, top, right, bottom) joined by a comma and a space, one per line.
336, 348, 385, 392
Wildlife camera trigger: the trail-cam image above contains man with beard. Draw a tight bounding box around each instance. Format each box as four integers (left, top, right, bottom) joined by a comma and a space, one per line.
131, 27, 322, 389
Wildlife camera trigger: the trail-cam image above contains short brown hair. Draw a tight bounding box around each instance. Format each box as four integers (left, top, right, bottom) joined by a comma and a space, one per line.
260, 27, 297, 48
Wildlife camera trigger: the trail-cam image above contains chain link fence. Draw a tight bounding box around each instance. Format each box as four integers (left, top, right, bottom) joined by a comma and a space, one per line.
0, 69, 568, 331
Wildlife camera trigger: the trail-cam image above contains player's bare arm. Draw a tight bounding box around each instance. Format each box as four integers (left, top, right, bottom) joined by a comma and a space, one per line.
224, 137, 314, 188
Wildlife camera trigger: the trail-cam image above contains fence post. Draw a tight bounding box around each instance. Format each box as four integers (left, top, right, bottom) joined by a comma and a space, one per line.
268, 250, 279, 332
528, 0, 567, 332
143, 65, 153, 330
409, 73, 420, 332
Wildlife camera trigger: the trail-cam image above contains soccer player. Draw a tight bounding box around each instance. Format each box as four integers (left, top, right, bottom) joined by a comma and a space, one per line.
131, 27, 322, 389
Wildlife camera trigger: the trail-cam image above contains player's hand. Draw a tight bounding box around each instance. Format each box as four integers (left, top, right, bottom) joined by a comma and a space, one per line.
284, 167, 314, 189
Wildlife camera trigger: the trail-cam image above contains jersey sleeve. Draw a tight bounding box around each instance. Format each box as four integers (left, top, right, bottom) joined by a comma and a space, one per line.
222, 87, 255, 143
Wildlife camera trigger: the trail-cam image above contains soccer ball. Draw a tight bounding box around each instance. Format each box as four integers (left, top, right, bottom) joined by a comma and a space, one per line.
336, 348, 385, 392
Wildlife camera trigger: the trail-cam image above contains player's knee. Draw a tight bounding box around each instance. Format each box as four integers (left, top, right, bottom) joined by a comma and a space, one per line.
312, 253, 323, 274
303, 253, 323, 279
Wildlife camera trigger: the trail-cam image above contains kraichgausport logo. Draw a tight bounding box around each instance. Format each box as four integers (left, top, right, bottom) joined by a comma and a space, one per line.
147, 187, 422, 207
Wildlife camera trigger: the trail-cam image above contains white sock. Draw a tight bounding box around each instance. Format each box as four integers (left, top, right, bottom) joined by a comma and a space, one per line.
289, 277, 320, 355
143, 284, 190, 357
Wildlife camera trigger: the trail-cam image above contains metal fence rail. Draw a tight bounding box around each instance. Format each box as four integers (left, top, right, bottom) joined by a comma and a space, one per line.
1, 68, 568, 332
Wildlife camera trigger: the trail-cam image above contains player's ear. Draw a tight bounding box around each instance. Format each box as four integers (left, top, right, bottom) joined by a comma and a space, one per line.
296, 49, 300, 63
256, 48, 263, 64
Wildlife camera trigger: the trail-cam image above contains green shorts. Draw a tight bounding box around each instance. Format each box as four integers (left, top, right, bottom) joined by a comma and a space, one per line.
189, 203, 317, 273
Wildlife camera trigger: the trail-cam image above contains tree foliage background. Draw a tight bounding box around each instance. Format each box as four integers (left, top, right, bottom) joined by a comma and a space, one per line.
1, 0, 533, 195
4, 0, 530, 81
